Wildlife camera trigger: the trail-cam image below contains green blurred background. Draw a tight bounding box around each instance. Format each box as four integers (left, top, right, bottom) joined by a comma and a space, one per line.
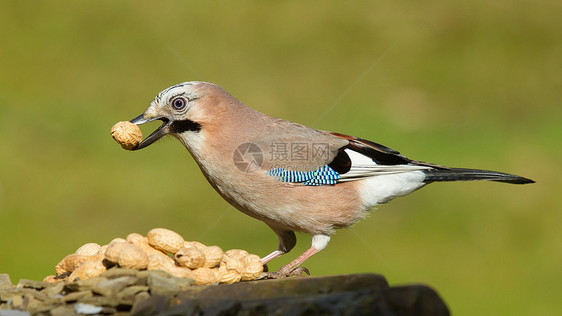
1, 1, 560, 314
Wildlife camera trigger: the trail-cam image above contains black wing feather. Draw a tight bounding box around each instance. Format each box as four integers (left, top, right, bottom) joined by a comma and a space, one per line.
329, 132, 534, 184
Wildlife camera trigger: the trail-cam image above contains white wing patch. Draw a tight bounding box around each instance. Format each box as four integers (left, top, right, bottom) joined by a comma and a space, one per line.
337, 149, 432, 182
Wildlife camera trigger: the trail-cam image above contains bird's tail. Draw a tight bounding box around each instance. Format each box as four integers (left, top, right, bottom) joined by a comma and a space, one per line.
422, 167, 534, 184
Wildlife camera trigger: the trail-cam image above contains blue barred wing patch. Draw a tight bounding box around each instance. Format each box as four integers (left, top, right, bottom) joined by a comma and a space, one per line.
267, 165, 340, 186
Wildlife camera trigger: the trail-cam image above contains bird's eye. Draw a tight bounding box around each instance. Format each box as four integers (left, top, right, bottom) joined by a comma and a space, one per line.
171, 97, 187, 111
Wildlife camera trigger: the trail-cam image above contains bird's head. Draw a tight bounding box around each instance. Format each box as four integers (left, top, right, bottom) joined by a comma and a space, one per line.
129, 81, 224, 150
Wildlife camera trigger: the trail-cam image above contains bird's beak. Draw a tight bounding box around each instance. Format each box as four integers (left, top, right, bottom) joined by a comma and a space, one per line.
129, 114, 171, 150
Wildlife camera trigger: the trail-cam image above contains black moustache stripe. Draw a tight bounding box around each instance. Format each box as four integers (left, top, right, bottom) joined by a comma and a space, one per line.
169, 119, 202, 133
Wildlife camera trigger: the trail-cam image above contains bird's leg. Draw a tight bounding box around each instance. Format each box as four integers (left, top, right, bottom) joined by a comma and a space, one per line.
267, 234, 330, 278
261, 250, 285, 265
261, 229, 296, 265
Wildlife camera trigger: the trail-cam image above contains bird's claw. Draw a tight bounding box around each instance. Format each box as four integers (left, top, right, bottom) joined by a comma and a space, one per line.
289, 267, 310, 276
266, 266, 310, 279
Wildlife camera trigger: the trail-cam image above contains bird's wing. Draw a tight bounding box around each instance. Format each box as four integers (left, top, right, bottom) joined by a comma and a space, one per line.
332, 148, 433, 182
328, 132, 448, 183
263, 129, 445, 186
250, 119, 349, 173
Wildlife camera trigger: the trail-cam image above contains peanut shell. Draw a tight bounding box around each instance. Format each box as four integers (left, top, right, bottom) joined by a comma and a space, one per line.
184, 241, 206, 249
202, 246, 223, 268
104, 242, 148, 269
147, 253, 193, 279
192, 267, 218, 285
241, 254, 263, 281
97, 245, 108, 256
224, 249, 248, 261
175, 247, 206, 269
166, 266, 195, 279
111, 121, 142, 150
109, 238, 126, 245
68, 260, 107, 282
43, 275, 63, 284
75, 243, 102, 256
147, 228, 185, 254
221, 254, 243, 273
126, 233, 167, 256
147, 252, 176, 270
55, 254, 103, 275
218, 261, 241, 284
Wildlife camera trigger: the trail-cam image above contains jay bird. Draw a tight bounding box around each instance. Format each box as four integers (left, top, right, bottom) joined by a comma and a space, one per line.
129, 81, 534, 277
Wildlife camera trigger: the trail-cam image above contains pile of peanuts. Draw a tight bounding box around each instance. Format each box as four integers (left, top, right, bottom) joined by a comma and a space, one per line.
45, 228, 264, 285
